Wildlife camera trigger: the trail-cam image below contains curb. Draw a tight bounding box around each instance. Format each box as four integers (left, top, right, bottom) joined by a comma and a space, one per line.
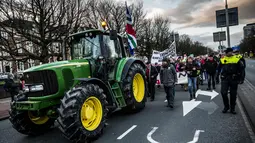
238, 80, 255, 134
238, 94, 255, 133
0, 115, 9, 121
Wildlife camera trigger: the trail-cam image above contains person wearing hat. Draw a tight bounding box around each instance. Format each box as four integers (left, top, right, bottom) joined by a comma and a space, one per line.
218, 48, 245, 114
204, 54, 218, 90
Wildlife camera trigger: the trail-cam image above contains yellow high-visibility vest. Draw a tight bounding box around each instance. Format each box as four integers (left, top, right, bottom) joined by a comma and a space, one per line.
220, 56, 240, 64
235, 54, 243, 59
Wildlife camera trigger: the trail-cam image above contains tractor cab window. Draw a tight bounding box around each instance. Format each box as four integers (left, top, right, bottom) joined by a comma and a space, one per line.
72, 35, 101, 59
102, 35, 121, 58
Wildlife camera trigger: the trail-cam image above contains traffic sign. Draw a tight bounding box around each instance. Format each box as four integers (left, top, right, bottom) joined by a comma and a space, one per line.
213, 31, 226, 42
216, 7, 239, 28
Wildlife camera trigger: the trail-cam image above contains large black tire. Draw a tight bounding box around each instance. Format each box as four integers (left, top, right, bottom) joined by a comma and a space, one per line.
9, 109, 55, 136
122, 63, 147, 112
57, 84, 108, 143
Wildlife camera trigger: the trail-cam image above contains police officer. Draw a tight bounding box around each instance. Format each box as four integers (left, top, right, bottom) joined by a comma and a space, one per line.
218, 48, 245, 114
233, 48, 246, 83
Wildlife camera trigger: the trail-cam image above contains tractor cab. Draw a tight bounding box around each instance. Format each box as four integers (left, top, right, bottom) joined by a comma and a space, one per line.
70, 29, 127, 81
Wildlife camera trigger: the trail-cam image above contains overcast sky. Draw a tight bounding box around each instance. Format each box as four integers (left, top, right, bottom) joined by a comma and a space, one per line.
117, 0, 255, 51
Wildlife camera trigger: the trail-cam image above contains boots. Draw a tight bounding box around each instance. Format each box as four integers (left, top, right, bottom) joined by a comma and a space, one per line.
190, 94, 193, 100
193, 94, 196, 99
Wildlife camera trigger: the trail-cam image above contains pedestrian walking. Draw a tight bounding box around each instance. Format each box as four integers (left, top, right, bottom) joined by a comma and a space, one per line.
204, 54, 218, 90
218, 48, 245, 114
146, 62, 158, 101
160, 59, 177, 108
185, 56, 200, 100
3, 73, 20, 101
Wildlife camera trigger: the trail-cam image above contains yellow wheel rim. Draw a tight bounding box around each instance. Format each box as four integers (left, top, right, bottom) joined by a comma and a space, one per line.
28, 111, 49, 125
80, 97, 103, 131
132, 73, 145, 102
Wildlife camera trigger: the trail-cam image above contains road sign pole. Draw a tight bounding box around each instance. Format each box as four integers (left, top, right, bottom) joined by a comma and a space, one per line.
225, 0, 231, 48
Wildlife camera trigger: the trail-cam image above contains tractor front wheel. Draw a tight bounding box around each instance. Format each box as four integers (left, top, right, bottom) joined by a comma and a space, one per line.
122, 63, 147, 112
9, 109, 55, 136
57, 83, 108, 143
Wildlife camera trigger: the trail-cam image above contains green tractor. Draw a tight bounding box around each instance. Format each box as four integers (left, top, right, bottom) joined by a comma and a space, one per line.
9, 29, 147, 142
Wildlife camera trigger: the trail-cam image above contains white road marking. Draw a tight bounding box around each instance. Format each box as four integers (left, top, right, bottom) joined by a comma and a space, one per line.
237, 99, 255, 143
187, 130, 205, 143
147, 127, 159, 143
117, 125, 137, 140
182, 99, 202, 116
195, 89, 219, 100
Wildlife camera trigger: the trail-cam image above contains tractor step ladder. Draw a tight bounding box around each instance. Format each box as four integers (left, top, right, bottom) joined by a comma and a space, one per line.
110, 82, 126, 108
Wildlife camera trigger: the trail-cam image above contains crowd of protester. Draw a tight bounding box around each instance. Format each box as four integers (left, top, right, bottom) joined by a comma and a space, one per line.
146, 48, 245, 114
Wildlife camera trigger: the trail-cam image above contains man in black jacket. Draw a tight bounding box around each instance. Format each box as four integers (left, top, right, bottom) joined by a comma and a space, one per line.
205, 54, 218, 90
146, 62, 158, 101
160, 59, 177, 108
3, 74, 20, 101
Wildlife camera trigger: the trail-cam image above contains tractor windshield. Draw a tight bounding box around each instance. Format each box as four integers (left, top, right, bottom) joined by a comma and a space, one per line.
71, 35, 101, 59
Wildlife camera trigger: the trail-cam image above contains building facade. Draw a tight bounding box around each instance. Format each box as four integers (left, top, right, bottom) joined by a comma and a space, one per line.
243, 23, 255, 38
0, 19, 64, 73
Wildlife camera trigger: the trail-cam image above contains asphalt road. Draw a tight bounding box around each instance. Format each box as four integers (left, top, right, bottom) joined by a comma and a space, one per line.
0, 84, 253, 143
245, 59, 255, 86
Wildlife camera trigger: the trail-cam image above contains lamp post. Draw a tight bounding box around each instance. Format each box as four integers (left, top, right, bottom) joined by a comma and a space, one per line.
225, 0, 231, 48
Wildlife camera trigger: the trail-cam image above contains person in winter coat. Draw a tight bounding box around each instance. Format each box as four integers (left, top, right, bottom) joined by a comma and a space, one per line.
3, 73, 20, 101
185, 57, 200, 100
160, 59, 177, 108
204, 54, 218, 90
146, 62, 158, 101
154, 62, 161, 74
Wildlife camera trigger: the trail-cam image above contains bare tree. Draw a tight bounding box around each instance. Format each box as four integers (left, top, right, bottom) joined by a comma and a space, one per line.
136, 19, 154, 60
0, 0, 86, 63
152, 16, 172, 51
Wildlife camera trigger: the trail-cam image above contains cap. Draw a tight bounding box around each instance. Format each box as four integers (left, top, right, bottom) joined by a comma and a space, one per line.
225, 48, 233, 53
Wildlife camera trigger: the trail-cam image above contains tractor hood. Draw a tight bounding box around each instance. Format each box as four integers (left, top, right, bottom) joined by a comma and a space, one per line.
23, 59, 89, 73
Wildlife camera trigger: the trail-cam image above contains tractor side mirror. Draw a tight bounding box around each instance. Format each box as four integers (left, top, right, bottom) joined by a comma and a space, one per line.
110, 30, 117, 40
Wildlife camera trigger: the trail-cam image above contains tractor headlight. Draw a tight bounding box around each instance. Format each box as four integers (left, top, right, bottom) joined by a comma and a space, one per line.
24, 85, 44, 92
29, 85, 44, 92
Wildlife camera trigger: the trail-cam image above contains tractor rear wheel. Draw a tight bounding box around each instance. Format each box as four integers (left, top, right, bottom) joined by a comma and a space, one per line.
9, 109, 55, 136
57, 83, 108, 143
122, 63, 146, 112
